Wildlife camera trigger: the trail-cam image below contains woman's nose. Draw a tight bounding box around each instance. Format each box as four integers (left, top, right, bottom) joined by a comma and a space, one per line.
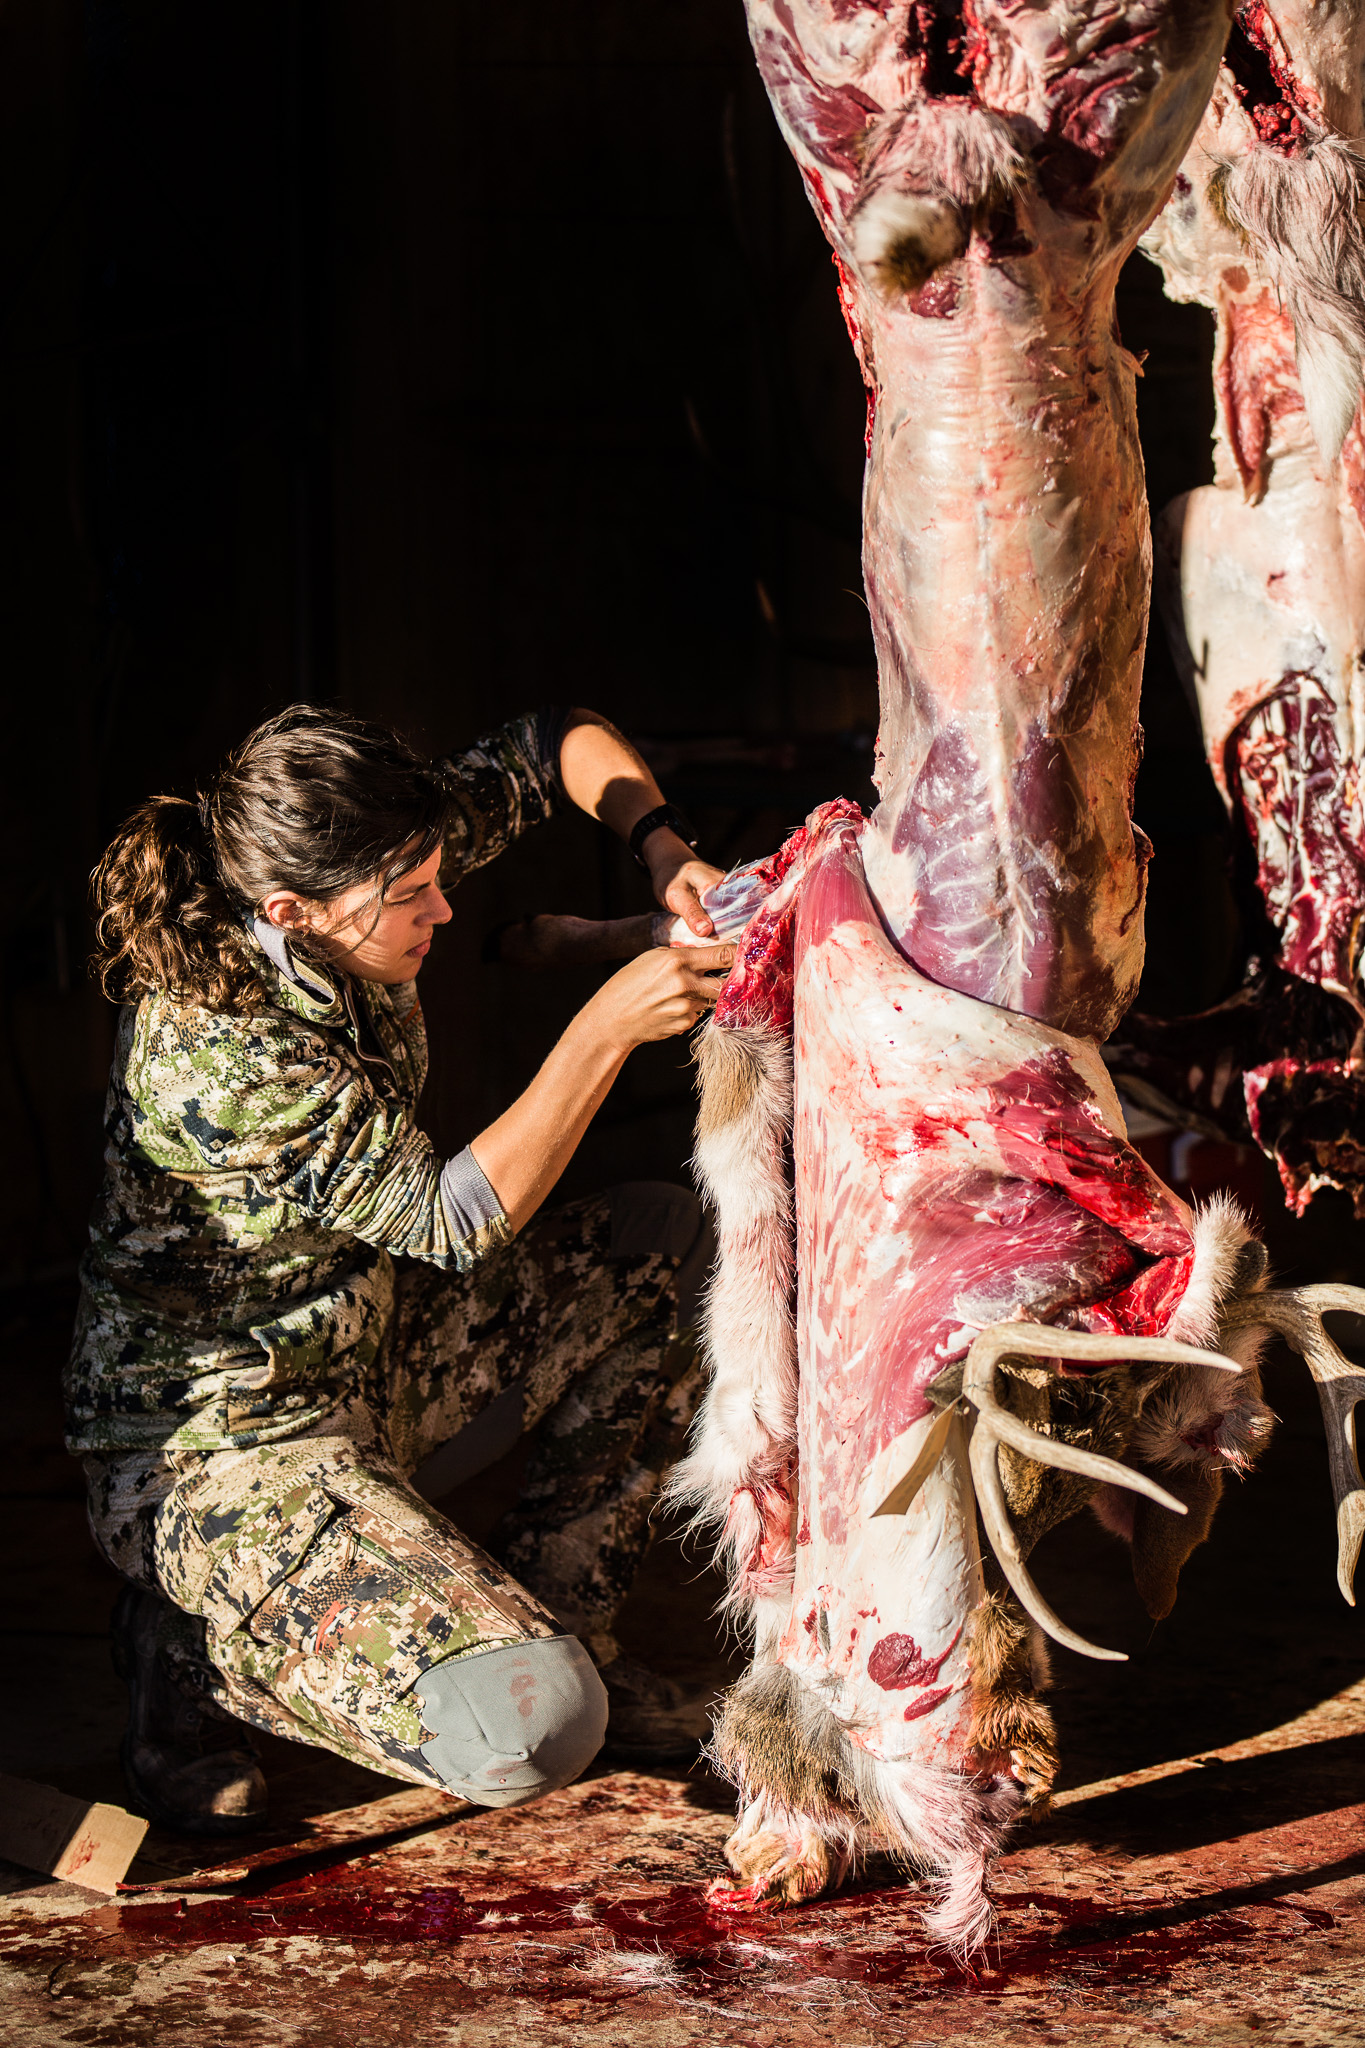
425, 886, 453, 928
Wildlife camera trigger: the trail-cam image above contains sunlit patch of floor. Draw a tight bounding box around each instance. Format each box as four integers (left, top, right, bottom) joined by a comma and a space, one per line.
3, 1286, 1364, 2043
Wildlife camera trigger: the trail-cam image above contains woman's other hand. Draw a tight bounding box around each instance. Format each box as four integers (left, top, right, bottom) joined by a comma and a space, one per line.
554, 710, 726, 935
643, 833, 727, 938
589, 944, 736, 1053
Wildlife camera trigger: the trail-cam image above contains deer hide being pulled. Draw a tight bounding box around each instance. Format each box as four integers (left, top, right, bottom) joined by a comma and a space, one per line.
673, 808, 1273, 1951
666, 0, 1288, 1957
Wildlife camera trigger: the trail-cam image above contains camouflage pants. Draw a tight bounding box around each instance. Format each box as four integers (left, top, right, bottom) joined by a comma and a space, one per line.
84, 1186, 706, 1791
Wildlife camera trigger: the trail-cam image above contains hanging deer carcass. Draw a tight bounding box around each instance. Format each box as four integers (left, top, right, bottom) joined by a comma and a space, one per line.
673, 803, 1276, 1950
1113, 1, 1365, 1219
667, 0, 1365, 1955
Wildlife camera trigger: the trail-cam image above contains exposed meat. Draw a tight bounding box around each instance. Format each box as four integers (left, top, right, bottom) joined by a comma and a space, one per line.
1234, 682, 1365, 1020
1108, 960, 1365, 1216
745, 0, 1229, 1039
668, 0, 1291, 1957
675, 811, 1272, 1951
1125, 1, 1365, 1214
783, 818, 1199, 1799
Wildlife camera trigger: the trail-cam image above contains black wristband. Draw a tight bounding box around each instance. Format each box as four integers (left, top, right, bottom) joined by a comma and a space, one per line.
628, 802, 699, 870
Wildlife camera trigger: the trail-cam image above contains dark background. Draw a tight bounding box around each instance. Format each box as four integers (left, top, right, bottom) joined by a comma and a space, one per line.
0, 0, 1242, 1286
5, 18, 1364, 2001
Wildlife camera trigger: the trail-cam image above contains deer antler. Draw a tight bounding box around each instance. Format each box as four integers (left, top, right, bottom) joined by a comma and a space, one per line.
874, 1323, 1241, 1662
964, 1324, 1245, 1662
1223, 1285, 1365, 1606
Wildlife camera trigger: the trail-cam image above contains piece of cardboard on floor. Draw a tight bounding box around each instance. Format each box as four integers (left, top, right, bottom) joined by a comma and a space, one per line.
0, 1771, 148, 1894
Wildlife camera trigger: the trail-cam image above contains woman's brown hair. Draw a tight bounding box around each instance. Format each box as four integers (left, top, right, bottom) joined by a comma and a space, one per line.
92, 705, 453, 1012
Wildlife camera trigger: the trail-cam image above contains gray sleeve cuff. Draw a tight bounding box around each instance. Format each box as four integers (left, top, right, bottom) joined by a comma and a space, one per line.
440, 1146, 507, 1246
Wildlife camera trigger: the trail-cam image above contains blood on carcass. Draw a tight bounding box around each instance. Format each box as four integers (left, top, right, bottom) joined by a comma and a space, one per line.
744, 2, 1233, 1044
668, 0, 1287, 1962
676, 805, 1271, 1949
1120, 0, 1365, 1215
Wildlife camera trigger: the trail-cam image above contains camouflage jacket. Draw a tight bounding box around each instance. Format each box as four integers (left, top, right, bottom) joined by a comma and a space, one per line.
66, 713, 561, 1456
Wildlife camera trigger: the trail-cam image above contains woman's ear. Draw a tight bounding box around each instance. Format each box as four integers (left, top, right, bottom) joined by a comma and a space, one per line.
259, 888, 316, 934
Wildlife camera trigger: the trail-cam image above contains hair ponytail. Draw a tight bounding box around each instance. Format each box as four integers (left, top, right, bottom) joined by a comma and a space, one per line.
91, 705, 453, 1014
92, 794, 261, 1011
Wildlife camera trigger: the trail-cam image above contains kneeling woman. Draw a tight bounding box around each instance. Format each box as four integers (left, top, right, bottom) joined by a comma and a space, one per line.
67, 705, 731, 1833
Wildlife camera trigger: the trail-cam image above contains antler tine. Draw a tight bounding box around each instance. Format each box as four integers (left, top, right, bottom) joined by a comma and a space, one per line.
964, 1325, 1238, 1515
962, 1321, 1242, 1662
1225, 1285, 1365, 1606
966, 1408, 1128, 1663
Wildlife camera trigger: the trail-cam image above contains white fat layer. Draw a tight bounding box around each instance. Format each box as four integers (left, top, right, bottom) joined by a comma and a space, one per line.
1162, 451, 1365, 803
742, 5, 1226, 1039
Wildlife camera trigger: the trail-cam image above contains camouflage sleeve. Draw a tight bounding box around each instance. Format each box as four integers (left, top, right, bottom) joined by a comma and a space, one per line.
134, 1013, 511, 1270
439, 708, 568, 886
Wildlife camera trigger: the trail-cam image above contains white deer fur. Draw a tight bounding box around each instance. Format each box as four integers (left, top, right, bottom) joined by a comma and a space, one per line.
673, 1025, 1274, 1629
1141, 1191, 1275, 1472
1215, 131, 1365, 463
667, 1022, 796, 1646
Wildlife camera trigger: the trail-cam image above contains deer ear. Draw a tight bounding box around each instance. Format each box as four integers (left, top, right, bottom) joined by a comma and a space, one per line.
1129, 1464, 1224, 1620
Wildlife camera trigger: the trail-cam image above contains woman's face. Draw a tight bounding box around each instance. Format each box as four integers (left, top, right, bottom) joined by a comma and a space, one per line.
264, 843, 453, 985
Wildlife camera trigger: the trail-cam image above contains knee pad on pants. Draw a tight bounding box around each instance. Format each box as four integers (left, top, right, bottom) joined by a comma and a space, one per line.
417, 1635, 607, 1808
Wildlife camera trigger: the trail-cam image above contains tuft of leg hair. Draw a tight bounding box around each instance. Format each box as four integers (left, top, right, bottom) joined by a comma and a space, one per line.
709, 1659, 1024, 1958
710, 1662, 856, 1826
965, 1592, 1058, 1807
1143, 1190, 1277, 1474
849, 100, 1024, 299
1211, 133, 1365, 464
849, 1744, 1024, 1958
693, 1015, 784, 1140
665, 1021, 798, 1630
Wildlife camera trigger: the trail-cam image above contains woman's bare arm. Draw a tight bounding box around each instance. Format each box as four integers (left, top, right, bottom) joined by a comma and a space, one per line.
557, 710, 724, 936
468, 941, 734, 1233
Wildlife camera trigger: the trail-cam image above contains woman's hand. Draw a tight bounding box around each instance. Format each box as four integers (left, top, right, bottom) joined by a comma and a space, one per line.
468, 940, 735, 1234
642, 828, 727, 938
587, 943, 736, 1054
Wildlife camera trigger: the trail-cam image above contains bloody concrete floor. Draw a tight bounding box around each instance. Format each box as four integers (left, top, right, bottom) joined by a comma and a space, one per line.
3, 1271, 1364, 2046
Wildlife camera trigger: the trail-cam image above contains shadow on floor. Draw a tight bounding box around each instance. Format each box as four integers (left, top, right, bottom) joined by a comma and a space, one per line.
2, 1260, 1363, 2046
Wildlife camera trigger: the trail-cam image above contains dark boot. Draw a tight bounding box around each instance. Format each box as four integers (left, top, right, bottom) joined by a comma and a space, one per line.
588, 1633, 716, 1765
110, 1585, 268, 1835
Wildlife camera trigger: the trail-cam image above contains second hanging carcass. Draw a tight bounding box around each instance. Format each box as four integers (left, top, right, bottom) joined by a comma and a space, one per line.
1115, 0, 1365, 1218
